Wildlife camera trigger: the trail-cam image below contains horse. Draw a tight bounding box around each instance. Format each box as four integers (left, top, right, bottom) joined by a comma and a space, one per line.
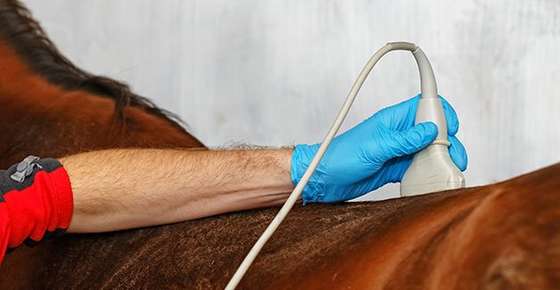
0, 1, 558, 289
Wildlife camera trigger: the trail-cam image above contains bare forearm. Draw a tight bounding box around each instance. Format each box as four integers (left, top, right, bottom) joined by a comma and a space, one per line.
60, 148, 293, 233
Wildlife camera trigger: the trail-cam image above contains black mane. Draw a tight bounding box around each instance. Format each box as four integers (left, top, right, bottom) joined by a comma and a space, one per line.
0, 0, 187, 130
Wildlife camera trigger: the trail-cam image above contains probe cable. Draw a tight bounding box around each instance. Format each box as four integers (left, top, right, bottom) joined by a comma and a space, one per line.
225, 42, 419, 290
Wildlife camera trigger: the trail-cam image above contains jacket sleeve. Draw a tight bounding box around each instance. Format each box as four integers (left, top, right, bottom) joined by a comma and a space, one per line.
0, 157, 74, 264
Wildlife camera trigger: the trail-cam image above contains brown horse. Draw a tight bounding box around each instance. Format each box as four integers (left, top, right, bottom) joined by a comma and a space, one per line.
0, 1, 558, 289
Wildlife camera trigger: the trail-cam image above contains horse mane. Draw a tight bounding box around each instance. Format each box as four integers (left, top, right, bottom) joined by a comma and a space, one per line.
0, 0, 187, 132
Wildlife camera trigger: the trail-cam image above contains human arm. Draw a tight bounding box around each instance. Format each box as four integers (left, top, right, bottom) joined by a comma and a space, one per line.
62, 148, 293, 233
0, 149, 294, 264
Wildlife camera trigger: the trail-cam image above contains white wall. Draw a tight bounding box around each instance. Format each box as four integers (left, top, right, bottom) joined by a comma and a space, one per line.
25, 0, 560, 200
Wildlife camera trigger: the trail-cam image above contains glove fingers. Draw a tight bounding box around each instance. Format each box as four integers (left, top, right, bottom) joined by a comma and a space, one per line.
372, 95, 460, 137
439, 96, 459, 136
383, 121, 438, 161
448, 135, 468, 171
372, 95, 420, 130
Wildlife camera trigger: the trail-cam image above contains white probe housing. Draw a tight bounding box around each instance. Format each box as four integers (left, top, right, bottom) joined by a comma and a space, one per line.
400, 46, 465, 196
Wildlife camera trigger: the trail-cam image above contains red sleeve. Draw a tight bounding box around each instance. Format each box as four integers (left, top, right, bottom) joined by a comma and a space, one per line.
0, 157, 74, 264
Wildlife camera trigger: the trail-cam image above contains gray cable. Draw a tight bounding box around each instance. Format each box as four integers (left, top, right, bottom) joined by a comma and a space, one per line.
225, 42, 419, 290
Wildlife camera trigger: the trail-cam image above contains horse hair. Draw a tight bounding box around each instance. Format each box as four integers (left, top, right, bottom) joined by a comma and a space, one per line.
0, 0, 188, 132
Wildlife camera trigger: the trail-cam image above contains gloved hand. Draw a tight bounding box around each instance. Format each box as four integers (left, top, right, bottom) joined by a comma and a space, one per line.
291, 94, 467, 203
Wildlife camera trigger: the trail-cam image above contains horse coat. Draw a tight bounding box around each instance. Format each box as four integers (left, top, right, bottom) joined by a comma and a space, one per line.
0, 1, 558, 289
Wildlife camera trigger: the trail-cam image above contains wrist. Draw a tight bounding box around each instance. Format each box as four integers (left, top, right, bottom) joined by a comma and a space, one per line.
267, 148, 294, 191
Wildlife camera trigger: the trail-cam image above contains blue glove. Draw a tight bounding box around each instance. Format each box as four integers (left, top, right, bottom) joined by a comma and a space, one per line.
291, 94, 467, 203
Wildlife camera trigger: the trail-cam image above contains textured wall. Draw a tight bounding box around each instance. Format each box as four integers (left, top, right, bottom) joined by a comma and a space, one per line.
25, 0, 560, 199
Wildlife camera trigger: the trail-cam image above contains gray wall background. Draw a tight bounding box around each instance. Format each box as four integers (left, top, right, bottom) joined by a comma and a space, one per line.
25, 0, 560, 200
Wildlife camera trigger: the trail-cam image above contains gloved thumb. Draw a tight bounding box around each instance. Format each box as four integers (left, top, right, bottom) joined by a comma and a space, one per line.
382, 121, 438, 160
